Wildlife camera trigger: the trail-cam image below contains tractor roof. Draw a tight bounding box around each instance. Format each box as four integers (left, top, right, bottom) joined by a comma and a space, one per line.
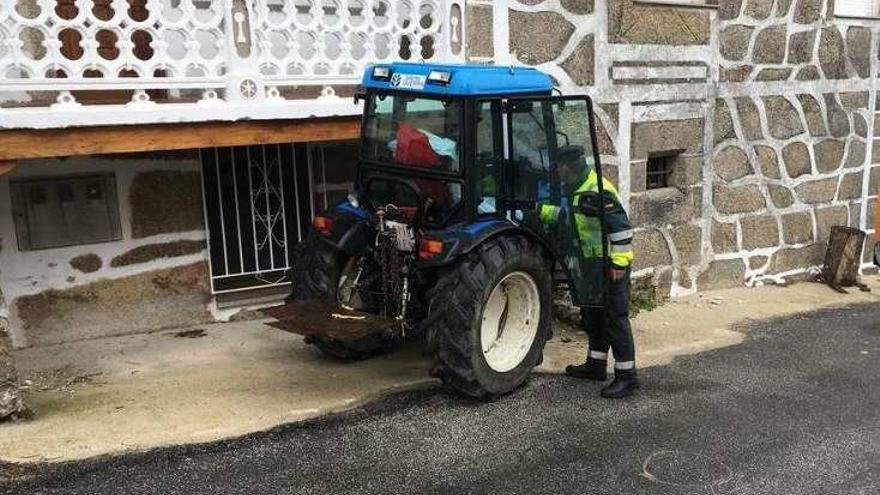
361, 63, 554, 97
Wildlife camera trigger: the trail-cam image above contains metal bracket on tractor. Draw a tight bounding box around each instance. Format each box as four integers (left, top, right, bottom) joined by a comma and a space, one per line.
264, 300, 401, 342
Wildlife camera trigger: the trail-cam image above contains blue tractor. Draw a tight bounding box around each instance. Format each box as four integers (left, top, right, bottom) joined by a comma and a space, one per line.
269, 63, 612, 398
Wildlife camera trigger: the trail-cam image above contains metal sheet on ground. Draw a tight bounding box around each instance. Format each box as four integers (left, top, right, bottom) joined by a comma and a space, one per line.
265, 300, 401, 342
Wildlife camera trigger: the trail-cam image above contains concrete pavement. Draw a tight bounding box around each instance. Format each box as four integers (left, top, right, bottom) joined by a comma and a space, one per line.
3, 303, 878, 494
2, 322, 435, 463
1, 277, 878, 463
542, 277, 880, 372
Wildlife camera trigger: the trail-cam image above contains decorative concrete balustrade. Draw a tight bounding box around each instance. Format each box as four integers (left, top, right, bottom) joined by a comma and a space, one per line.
0, 0, 466, 128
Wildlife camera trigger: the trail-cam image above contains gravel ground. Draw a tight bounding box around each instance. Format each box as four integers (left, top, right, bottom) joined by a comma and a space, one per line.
2, 304, 878, 495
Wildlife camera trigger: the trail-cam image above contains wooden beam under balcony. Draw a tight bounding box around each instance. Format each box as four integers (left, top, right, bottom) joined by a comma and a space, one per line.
0, 117, 361, 161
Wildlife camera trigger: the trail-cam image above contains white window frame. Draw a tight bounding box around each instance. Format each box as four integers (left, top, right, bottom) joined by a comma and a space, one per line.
633, 0, 720, 9
835, 0, 880, 19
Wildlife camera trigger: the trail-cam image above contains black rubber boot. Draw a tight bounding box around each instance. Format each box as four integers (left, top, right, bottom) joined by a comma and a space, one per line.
600, 370, 639, 398
565, 359, 607, 381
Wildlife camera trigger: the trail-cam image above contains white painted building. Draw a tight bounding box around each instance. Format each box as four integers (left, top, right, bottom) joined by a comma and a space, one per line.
0, 0, 878, 350
0, 0, 465, 348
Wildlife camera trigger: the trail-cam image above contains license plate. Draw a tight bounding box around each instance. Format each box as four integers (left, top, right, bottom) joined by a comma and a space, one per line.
387, 221, 415, 252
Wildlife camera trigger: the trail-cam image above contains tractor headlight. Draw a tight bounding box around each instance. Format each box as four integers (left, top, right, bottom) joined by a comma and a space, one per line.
427, 70, 452, 85
347, 193, 359, 208
372, 66, 392, 80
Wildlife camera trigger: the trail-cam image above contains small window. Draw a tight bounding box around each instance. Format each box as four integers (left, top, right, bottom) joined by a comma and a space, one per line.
11, 174, 122, 251
646, 154, 674, 190
835, 0, 878, 17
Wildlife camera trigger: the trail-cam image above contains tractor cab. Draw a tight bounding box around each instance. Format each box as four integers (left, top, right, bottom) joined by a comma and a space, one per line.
269, 63, 610, 398
355, 63, 555, 229
354, 63, 608, 301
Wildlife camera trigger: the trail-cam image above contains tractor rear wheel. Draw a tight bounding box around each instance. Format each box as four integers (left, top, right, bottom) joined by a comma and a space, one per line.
424, 235, 552, 398
289, 235, 341, 303
290, 234, 399, 360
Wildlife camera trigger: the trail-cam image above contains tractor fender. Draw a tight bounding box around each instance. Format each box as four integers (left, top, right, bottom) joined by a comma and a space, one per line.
335, 220, 373, 256
419, 219, 562, 269
313, 202, 374, 257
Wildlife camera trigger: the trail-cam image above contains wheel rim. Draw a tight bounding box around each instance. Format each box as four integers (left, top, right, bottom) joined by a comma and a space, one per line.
480, 271, 541, 373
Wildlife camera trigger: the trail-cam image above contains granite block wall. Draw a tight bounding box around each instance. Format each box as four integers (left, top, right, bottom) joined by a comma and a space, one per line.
467, 0, 878, 294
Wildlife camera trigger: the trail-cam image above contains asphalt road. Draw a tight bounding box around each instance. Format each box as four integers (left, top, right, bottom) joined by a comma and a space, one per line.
3, 304, 879, 495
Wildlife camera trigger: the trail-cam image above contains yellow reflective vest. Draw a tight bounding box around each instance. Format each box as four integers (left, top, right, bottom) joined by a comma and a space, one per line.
539, 169, 634, 269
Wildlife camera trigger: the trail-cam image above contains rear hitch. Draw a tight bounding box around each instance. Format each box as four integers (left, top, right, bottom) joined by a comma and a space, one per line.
265, 300, 402, 343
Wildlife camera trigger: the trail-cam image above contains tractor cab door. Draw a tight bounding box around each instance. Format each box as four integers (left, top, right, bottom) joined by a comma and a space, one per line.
502, 96, 608, 307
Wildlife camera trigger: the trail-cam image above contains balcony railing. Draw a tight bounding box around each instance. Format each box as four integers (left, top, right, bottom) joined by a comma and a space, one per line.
0, 0, 466, 129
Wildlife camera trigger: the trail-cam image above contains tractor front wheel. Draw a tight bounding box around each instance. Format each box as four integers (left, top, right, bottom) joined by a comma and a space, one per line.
424, 235, 552, 398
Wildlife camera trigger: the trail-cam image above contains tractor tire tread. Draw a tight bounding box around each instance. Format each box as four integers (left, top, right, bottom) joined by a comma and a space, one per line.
290, 236, 340, 302
289, 233, 398, 361
423, 234, 552, 399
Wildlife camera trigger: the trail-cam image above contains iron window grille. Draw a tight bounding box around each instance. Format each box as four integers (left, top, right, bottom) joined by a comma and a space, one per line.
646, 154, 675, 190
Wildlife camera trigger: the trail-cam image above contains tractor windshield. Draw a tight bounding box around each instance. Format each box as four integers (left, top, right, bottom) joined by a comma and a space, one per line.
361, 93, 462, 173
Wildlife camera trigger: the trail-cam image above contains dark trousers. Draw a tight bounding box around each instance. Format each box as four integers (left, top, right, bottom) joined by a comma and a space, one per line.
580, 269, 635, 369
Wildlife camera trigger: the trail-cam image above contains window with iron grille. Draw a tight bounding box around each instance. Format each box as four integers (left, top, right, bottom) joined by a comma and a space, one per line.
11, 174, 122, 251
646, 154, 674, 190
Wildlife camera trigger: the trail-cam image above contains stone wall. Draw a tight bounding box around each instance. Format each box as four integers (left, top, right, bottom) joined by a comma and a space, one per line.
16, 262, 212, 346
630, 118, 707, 291
0, 152, 211, 347
712, 1, 878, 287
468, 0, 879, 294
1, 258, 29, 420
711, 91, 872, 284
1, 298, 28, 420
129, 169, 204, 238
609, 0, 712, 45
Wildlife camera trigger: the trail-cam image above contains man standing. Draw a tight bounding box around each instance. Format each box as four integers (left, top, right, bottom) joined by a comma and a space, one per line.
539, 146, 638, 398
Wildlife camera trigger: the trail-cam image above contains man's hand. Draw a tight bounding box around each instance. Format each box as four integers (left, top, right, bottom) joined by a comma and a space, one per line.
607, 267, 626, 282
